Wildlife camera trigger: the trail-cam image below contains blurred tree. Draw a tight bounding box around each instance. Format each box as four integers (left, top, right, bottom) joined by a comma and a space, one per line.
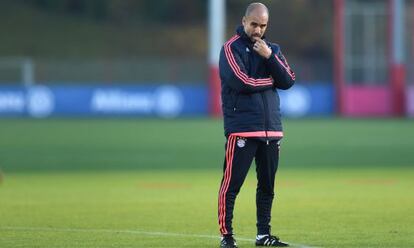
227, 0, 332, 60
7, 0, 332, 61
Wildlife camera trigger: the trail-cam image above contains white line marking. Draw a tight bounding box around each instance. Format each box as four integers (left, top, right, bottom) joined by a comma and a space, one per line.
0, 226, 320, 248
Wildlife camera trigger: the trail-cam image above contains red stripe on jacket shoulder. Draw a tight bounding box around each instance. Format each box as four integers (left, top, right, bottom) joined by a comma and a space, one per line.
224, 35, 273, 87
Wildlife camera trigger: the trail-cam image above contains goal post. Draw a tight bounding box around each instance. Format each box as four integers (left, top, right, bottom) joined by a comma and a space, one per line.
208, 0, 225, 117
0, 57, 35, 86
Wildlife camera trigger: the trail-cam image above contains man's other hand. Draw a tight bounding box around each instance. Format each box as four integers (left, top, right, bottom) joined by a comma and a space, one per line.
253, 38, 272, 59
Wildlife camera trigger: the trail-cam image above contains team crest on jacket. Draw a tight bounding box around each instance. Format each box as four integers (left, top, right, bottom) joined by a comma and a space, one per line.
237, 138, 246, 148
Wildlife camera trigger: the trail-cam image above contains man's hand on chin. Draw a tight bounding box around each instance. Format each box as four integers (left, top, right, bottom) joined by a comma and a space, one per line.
253, 38, 272, 59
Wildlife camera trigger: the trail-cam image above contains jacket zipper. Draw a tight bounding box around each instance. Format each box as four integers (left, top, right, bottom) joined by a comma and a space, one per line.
260, 93, 269, 145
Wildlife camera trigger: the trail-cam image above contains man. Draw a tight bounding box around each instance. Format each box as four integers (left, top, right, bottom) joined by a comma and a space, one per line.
217, 3, 295, 248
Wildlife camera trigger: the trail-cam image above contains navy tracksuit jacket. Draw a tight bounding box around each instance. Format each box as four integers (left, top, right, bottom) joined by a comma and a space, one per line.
218, 26, 295, 236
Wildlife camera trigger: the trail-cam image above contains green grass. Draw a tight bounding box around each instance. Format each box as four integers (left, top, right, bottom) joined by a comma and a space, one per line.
0, 118, 414, 172
0, 118, 413, 247
0, 169, 413, 247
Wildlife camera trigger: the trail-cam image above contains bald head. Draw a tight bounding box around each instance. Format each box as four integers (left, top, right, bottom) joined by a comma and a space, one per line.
245, 2, 269, 18
242, 2, 269, 42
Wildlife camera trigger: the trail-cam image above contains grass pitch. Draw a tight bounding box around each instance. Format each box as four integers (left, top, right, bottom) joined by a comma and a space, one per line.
0, 119, 413, 247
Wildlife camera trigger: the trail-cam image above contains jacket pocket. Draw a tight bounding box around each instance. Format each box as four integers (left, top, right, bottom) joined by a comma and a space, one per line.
234, 94, 258, 112
233, 94, 239, 111
266, 90, 279, 112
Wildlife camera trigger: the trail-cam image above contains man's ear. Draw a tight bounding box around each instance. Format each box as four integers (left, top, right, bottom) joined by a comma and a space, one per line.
242, 16, 246, 26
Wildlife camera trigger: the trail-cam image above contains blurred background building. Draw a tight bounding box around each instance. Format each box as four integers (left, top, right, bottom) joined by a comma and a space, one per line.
0, 0, 413, 118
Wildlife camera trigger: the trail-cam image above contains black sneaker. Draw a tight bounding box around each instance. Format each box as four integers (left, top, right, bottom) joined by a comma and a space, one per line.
220, 235, 238, 248
255, 235, 289, 247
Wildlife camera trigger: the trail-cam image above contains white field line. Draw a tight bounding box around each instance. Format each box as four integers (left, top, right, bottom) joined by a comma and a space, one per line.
0, 226, 320, 248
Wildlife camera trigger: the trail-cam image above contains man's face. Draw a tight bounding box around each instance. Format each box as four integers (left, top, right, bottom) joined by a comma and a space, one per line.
242, 11, 269, 42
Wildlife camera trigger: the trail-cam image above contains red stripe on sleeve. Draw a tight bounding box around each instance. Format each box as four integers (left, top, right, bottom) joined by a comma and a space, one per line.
274, 54, 296, 80
224, 36, 273, 87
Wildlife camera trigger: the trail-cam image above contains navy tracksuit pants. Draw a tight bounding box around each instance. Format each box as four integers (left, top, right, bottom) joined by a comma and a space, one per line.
218, 135, 281, 236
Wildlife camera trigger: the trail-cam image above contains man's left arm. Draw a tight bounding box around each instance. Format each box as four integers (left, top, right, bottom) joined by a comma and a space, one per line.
266, 47, 295, 89
268, 50, 296, 89
253, 39, 295, 90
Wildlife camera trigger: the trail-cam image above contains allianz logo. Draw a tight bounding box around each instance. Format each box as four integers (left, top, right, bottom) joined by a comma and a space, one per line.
91, 90, 153, 113
90, 86, 183, 118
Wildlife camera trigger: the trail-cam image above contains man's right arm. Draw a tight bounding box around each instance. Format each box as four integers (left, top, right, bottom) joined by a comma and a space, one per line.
219, 44, 273, 94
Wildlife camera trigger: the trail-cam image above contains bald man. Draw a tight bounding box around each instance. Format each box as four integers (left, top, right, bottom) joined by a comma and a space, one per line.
217, 3, 295, 247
